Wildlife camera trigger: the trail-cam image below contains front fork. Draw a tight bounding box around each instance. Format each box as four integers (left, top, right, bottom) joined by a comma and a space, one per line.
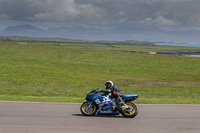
86, 101, 93, 108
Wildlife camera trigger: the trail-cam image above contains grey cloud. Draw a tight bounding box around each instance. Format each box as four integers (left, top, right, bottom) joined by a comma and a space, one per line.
0, 0, 102, 21
75, 0, 200, 26
0, 0, 200, 27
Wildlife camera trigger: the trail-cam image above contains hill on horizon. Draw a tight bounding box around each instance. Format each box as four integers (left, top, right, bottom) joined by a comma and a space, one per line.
1, 24, 200, 42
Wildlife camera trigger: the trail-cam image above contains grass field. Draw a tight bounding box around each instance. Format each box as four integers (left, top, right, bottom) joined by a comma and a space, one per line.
0, 41, 200, 104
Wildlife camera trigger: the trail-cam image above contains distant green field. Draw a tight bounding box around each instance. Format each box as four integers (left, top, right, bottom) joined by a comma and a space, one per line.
0, 42, 200, 104
28, 41, 200, 52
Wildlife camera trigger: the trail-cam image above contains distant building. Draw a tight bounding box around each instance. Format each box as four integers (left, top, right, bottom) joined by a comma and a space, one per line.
149, 52, 157, 54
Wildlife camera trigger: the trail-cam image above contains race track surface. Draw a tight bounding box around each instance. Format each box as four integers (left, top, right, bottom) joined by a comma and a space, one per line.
0, 101, 199, 133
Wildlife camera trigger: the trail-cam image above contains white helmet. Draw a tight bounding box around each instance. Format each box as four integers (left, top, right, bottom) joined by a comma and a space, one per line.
105, 81, 114, 89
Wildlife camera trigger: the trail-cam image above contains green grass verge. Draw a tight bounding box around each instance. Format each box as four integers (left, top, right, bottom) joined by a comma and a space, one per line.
0, 42, 200, 104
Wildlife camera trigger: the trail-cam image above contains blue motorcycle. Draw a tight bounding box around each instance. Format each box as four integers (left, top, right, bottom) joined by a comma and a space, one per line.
80, 88, 139, 118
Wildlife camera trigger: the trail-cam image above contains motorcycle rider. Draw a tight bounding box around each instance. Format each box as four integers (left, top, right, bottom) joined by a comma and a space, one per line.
101, 81, 126, 108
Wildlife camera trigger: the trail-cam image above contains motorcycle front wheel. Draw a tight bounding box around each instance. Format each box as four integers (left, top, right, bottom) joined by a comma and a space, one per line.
120, 102, 138, 118
80, 102, 97, 116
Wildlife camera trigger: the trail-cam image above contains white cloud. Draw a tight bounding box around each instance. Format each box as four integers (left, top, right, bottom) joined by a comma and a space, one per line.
26, 0, 106, 24
154, 16, 178, 26
0, 13, 11, 19
142, 16, 178, 26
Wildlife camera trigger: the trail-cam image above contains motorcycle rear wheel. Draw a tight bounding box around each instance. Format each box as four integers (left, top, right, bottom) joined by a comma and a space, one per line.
120, 102, 138, 118
80, 102, 97, 116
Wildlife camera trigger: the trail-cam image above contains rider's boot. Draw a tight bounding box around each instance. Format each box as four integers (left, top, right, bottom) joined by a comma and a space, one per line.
116, 101, 126, 108
116, 101, 132, 111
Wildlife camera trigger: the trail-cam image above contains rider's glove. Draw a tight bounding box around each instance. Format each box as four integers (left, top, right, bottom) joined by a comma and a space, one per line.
104, 89, 111, 93
99, 89, 111, 93
99, 90, 105, 93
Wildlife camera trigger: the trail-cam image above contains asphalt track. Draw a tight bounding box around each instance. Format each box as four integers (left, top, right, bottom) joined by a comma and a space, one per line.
0, 101, 199, 133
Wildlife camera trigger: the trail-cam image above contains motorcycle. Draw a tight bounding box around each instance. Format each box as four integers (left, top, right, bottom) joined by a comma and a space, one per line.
80, 88, 139, 118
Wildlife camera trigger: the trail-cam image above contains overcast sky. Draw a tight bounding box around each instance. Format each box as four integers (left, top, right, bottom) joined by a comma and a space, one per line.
0, 0, 200, 30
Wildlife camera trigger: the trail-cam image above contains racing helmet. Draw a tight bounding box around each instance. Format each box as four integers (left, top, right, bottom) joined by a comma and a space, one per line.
105, 81, 114, 89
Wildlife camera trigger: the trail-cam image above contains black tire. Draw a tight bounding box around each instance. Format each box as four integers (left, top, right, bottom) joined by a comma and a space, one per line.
80, 102, 97, 116
120, 102, 138, 118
